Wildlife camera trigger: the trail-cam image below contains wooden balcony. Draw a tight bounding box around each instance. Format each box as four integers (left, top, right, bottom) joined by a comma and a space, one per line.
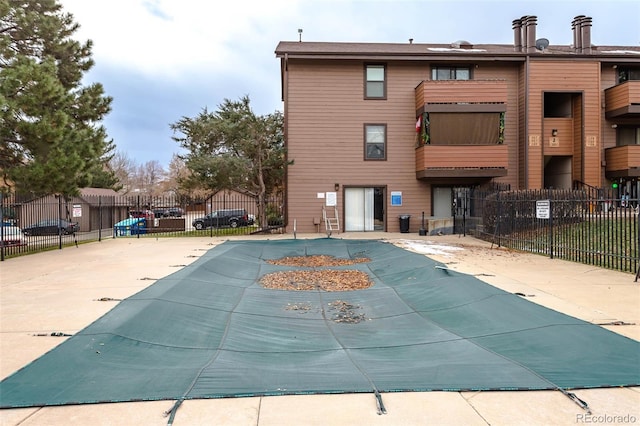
415, 80, 508, 112
605, 145, 640, 178
416, 144, 509, 180
605, 81, 640, 118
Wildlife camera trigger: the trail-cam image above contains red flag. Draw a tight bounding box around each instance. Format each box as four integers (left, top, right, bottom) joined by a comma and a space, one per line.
415, 116, 421, 132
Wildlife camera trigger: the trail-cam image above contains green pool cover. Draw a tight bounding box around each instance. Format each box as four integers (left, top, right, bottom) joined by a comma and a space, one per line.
1, 239, 639, 409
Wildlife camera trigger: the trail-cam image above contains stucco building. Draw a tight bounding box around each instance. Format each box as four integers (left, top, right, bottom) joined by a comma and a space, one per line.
275, 15, 640, 233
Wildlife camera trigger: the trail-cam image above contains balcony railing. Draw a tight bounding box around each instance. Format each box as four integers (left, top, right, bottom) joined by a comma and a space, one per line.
415, 144, 509, 179
415, 80, 508, 111
605, 145, 640, 177
604, 81, 640, 118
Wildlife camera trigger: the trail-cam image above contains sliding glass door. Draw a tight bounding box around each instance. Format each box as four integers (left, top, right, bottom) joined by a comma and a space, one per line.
345, 187, 384, 231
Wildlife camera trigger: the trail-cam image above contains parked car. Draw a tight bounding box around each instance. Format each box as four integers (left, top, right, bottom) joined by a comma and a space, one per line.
152, 208, 170, 218
129, 210, 155, 220
192, 209, 250, 230
152, 207, 182, 218
22, 219, 79, 236
166, 207, 184, 217
1, 222, 26, 246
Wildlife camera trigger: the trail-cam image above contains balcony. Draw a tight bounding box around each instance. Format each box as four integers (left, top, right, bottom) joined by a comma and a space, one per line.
416, 80, 508, 112
416, 144, 509, 180
604, 81, 640, 118
605, 145, 640, 178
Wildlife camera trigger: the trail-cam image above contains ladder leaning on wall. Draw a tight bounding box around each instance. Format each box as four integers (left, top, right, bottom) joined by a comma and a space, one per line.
322, 206, 339, 236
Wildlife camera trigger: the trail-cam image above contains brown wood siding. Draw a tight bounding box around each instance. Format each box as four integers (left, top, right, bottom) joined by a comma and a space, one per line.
517, 65, 526, 189
416, 80, 508, 107
416, 145, 509, 169
527, 60, 601, 188
285, 60, 519, 233
600, 65, 619, 184
605, 80, 640, 111
543, 118, 573, 156
473, 65, 519, 189
286, 60, 431, 233
605, 146, 640, 172
601, 66, 618, 153
572, 96, 583, 184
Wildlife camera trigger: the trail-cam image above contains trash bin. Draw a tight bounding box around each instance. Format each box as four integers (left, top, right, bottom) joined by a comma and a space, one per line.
114, 218, 146, 236
399, 215, 411, 233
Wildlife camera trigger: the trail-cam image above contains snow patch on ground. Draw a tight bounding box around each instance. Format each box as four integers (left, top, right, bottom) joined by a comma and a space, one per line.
395, 239, 464, 257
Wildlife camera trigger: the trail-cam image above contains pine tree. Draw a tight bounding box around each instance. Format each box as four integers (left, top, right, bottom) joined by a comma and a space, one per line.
171, 96, 287, 230
0, 0, 116, 196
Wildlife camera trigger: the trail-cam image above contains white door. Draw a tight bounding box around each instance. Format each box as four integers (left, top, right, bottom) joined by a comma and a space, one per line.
345, 188, 375, 231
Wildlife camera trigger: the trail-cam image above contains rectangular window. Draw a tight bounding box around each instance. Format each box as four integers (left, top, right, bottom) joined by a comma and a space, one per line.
618, 67, 640, 83
364, 124, 386, 160
431, 66, 470, 80
365, 64, 386, 98
617, 126, 640, 146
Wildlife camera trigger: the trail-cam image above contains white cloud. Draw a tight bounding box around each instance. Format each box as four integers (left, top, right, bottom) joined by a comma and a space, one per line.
60, 0, 302, 78
55, 0, 639, 167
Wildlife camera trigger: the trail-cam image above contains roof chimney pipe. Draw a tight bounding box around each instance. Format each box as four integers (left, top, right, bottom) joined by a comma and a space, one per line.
525, 16, 537, 53
581, 16, 592, 54
572, 15, 585, 52
512, 19, 523, 52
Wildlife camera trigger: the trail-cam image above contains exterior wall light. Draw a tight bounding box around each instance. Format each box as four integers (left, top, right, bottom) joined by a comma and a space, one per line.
335, 183, 340, 191
551, 129, 558, 137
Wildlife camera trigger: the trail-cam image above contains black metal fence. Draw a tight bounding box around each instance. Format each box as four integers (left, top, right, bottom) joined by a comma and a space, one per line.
1, 191, 284, 260
454, 187, 640, 274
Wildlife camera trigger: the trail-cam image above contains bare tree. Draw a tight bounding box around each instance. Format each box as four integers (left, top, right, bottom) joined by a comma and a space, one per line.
134, 160, 166, 196
108, 151, 136, 194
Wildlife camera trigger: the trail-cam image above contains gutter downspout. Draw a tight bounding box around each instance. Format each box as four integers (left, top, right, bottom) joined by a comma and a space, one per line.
524, 53, 530, 189
283, 53, 289, 231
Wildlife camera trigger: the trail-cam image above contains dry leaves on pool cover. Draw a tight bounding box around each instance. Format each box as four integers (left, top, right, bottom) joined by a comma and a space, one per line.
261, 255, 373, 291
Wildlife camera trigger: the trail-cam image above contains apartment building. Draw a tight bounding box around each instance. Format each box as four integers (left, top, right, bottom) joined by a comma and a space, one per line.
275, 15, 640, 233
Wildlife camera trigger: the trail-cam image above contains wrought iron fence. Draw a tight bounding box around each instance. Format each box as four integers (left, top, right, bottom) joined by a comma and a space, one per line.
1, 191, 284, 260
454, 187, 640, 274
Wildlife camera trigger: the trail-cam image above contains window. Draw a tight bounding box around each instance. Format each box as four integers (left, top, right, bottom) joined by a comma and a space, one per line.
431, 66, 470, 80
618, 67, 640, 84
364, 124, 386, 160
617, 126, 640, 146
365, 64, 386, 98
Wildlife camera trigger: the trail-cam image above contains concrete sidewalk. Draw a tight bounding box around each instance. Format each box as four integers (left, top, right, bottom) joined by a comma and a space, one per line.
1, 233, 638, 426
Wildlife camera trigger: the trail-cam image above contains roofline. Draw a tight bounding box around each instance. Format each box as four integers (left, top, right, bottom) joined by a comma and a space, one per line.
275, 41, 640, 62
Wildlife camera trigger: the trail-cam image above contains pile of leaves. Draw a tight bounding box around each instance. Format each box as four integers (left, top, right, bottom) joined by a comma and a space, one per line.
328, 300, 365, 323
266, 255, 370, 267
260, 270, 372, 291
260, 255, 373, 292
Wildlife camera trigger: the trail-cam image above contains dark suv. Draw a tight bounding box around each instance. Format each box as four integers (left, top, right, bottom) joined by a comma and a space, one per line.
192, 209, 249, 230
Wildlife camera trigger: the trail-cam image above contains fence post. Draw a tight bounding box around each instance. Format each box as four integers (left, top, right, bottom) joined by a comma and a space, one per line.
137, 195, 141, 239
549, 191, 554, 260
636, 209, 639, 282
1, 192, 4, 262
98, 196, 102, 242
496, 191, 501, 248
463, 190, 467, 237
58, 194, 63, 250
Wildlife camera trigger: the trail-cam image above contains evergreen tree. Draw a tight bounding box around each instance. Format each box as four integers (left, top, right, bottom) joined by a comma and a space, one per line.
0, 0, 115, 196
171, 96, 286, 230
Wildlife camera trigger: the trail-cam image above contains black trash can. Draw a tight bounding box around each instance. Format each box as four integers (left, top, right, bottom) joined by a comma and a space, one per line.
399, 215, 411, 233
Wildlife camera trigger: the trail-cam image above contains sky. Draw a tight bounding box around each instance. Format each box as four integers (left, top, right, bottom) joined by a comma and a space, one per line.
58, 0, 640, 168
